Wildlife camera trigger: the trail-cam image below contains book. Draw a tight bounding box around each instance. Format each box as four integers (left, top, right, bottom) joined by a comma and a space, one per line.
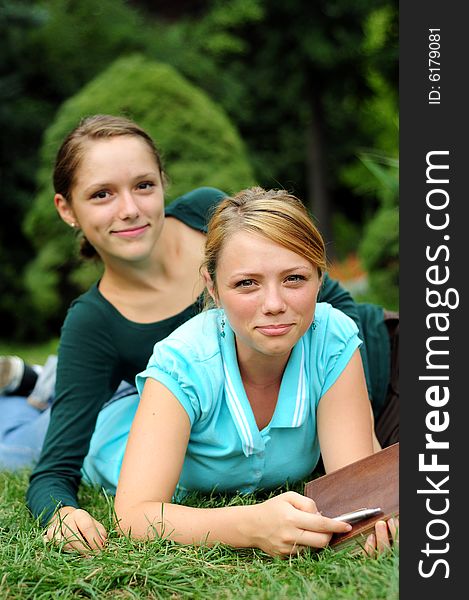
304, 443, 399, 552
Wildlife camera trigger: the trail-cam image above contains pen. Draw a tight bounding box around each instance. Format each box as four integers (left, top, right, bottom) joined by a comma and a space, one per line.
332, 507, 383, 524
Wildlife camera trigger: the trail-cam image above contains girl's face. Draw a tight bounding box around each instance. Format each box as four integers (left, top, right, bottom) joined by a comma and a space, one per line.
209, 231, 321, 365
55, 135, 165, 267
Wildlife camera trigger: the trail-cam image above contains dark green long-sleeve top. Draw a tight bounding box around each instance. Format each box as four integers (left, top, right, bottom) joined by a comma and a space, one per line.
27, 187, 389, 524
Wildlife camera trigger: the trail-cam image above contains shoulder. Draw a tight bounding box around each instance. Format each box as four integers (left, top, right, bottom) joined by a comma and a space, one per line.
151, 309, 221, 364
64, 283, 102, 322
314, 302, 359, 335
63, 283, 109, 329
137, 310, 222, 392
165, 187, 227, 231
60, 283, 116, 353
305, 303, 362, 397
136, 310, 223, 423
307, 302, 360, 355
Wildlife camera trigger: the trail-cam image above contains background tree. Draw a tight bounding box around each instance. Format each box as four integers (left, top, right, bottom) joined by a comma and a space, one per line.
147, 0, 398, 254
0, 0, 398, 342
140, 0, 399, 305
0, 1, 49, 340
357, 153, 398, 308
0, 0, 156, 339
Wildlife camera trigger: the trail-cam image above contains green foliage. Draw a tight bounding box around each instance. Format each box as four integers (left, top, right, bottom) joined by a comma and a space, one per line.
330, 214, 362, 260
0, 470, 399, 599
358, 152, 399, 209
1, 0, 398, 339
26, 0, 152, 97
359, 206, 399, 309
0, 0, 156, 340
161, 0, 398, 264
329, 5, 398, 307
145, 0, 398, 200
0, 1, 49, 340
339, 5, 398, 207
23, 54, 255, 323
354, 151, 398, 309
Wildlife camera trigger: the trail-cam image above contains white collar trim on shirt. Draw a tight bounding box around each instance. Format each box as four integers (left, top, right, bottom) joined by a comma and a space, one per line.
223, 361, 256, 456
220, 313, 309, 456
291, 345, 306, 428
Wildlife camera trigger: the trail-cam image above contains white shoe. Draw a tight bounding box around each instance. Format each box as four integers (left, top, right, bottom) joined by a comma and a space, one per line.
0, 355, 25, 394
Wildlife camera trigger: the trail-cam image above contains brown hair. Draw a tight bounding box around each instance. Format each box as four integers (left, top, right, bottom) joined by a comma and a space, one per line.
54, 114, 165, 259
203, 186, 327, 304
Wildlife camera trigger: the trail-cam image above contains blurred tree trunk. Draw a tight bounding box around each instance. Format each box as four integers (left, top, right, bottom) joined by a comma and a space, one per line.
305, 91, 334, 258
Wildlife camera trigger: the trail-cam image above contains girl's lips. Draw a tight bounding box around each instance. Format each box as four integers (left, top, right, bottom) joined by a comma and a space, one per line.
111, 224, 149, 238
255, 324, 294, 336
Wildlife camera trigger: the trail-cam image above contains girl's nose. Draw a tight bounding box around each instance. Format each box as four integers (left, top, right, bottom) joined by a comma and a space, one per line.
262, 285, 287, 314
118, 190, 139, 220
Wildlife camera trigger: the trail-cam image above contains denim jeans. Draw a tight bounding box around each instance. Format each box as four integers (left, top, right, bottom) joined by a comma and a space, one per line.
0, 381, 137, 471
0, 396, 52, 470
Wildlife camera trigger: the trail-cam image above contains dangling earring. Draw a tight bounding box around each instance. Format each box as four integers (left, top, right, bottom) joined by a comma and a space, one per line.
220, 311, 226, 338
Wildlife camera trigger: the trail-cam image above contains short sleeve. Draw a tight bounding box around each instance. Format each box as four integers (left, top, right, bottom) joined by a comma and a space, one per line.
319, 274, 372, 397
136, 339, 213, 425
317, 305, 363, 398
165, 187, 227, 232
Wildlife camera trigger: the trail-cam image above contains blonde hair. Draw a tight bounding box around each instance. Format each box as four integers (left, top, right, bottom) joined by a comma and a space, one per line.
53, 114, 165, 259
203, 187, 326, 302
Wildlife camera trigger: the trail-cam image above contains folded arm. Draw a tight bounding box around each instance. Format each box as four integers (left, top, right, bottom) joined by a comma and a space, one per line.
317, 350, 396, 555
317, 349, 375, 473
114, 378, 351, 556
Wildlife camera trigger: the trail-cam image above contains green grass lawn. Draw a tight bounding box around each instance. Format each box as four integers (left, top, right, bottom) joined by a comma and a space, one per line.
0, 340, 398, 598
0, 470, 398, 599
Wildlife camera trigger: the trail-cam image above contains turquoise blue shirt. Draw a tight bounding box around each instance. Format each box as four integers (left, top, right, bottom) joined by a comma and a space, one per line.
82, 302, 361, 497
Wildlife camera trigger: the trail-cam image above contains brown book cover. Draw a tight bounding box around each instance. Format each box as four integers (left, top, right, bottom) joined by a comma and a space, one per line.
304, 443, 399, 551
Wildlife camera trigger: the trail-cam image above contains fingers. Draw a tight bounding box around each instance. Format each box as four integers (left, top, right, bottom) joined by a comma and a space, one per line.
388, 516, 399, 545
292, 515, 351, 551
375, 520, 391, 553
283, 491, 318, 514
286, 501, 352, 552
295, 511, 352, 536
44, 508, 108, 555
75, 517, 107, 551
363, 518, 399, 556
44, 528, 93, 556
282, 492, 352, 535
253, 494, 342, 556
364, 532, 376, 556
292, 529, 334, 551
274, 492, 352, 553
